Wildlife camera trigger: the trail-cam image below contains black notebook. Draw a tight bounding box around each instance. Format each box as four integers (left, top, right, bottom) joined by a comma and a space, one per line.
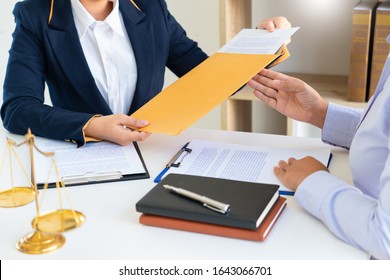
136, 174, 279, 230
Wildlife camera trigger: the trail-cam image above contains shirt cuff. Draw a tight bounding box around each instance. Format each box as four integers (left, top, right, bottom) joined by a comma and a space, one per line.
294, 170, 351, 220
81, 115, 103, 146
321, 102, 362, 149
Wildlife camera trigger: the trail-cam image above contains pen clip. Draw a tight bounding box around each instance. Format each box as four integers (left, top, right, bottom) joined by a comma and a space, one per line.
203, 203, 230, 215
167, 147, 192, 168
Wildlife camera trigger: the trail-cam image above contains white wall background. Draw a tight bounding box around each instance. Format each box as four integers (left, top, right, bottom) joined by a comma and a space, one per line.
253, 0, 359, 75
1, 0, 362, 135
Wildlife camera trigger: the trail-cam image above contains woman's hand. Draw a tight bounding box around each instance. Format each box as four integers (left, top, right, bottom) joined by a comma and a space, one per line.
257, 16, 291, 32
257, 17, 291, 44
274, 156, 329, 191
84, 114, 151, 146
247, 69, 329, 129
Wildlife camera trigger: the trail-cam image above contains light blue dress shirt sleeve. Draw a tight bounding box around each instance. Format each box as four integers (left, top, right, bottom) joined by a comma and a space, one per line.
294, 101, 390, 259
295, 170, 390, 259
293, 41, 390, 260
321, 102, 363, 149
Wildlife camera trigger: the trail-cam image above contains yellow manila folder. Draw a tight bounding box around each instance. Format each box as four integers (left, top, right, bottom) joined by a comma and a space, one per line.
131, 52, 278, 135
131, 27, 299, 135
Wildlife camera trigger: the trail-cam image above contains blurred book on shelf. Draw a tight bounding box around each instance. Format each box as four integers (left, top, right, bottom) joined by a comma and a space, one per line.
347, 1, 378, 102
368, 1, 390, 99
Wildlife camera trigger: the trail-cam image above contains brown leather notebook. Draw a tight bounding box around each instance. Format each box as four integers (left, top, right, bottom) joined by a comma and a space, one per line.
139, 196, 287, 242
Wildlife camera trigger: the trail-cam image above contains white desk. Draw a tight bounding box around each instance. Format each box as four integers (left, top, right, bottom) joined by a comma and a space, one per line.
0, 128, 368, 259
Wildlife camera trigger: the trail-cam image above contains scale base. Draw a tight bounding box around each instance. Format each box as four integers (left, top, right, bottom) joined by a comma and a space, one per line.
17, 231, 65, 254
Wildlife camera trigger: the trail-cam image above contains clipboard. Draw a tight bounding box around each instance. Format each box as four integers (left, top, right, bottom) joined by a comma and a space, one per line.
36, 141, 150, 189
154, 139, 333, 196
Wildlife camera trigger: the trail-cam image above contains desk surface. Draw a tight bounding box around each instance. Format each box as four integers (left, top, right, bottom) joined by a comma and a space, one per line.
0, 128, 367, 260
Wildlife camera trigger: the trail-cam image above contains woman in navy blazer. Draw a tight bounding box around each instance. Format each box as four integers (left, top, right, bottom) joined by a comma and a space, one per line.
2, 0, 290, 146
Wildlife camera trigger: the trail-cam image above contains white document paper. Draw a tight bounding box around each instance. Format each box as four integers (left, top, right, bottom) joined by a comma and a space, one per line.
34, 139, 147, 185
218, 27, 299, 54
164, 139, 331, 194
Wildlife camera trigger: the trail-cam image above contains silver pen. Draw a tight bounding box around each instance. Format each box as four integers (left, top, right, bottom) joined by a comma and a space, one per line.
163, 184, 230, 214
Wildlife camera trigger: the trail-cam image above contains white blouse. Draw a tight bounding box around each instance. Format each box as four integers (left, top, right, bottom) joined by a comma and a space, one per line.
70, 0, 137, 114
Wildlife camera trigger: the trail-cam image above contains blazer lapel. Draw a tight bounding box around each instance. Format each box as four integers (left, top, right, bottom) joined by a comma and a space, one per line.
120, 0, 155, 114
46, 0, 112, 114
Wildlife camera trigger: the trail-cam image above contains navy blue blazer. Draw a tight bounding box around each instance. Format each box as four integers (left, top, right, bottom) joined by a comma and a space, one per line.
1, 0, 207, 145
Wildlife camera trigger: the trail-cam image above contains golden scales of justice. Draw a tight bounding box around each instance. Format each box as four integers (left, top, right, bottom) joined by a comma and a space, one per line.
0, 129, 85, 254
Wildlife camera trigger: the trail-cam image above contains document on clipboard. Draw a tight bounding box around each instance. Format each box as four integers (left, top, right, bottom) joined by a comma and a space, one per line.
34, 139, 149, 188
155, 139, 332, 195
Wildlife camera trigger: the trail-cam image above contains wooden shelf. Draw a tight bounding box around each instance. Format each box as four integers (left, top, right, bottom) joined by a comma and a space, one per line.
219, 0, 252, 132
